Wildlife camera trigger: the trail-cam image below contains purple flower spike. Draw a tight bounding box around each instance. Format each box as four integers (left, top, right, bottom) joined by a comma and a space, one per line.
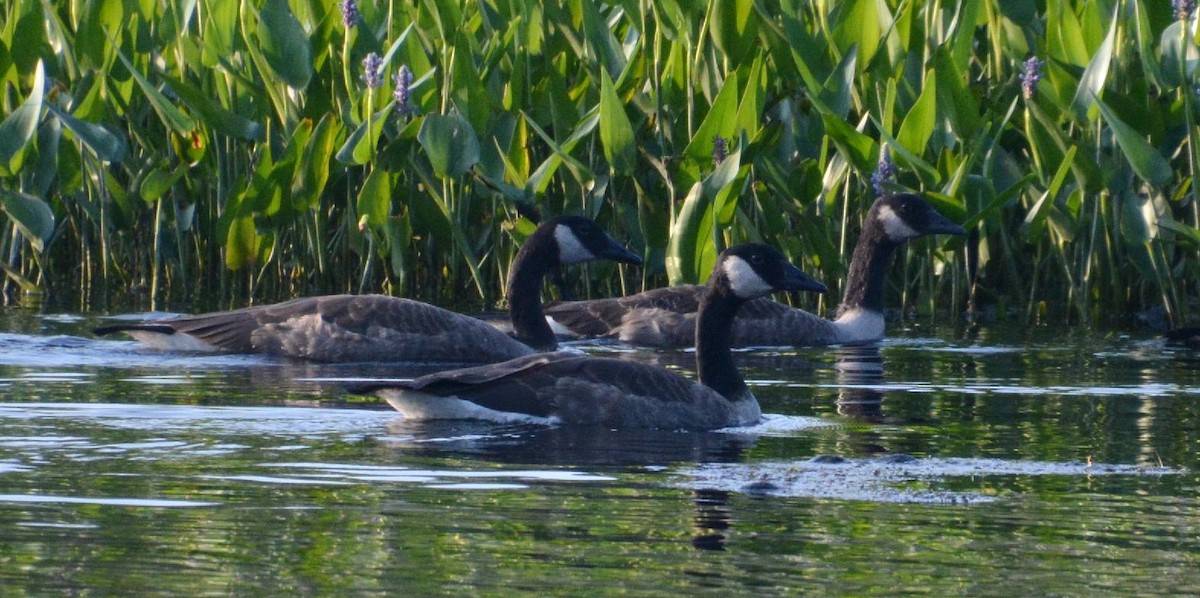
340, 0, 360, 28
1175, 0, 1197, 21
1020, 56, 1043, 100
361, 53, 383, 89
713, 135, 728, 165
394, 65, 414, 116
871, 144, 896, 198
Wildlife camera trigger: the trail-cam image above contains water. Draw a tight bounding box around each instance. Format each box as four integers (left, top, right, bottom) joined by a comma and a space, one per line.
1, 310, 1198, 595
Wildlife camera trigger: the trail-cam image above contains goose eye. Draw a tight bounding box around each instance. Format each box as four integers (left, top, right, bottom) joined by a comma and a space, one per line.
749, 252, 764, 264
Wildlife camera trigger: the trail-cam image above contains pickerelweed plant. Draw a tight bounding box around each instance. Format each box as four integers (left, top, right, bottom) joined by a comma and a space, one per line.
0, 0, 1197, 330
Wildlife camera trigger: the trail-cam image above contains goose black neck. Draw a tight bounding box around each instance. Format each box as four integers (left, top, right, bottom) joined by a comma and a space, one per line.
838, 221, 899, 314
695, 287, 748, 400
507, 234, 557, 351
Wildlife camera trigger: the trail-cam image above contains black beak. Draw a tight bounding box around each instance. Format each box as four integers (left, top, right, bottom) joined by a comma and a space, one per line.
781, 264, 828, 294
924, 209, 967, 236
598, 235, 644, 266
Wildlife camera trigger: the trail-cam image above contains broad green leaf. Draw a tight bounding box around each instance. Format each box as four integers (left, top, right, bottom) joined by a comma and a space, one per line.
225, 214, 260, 270
524, 111, 598, 194
1046, 0, 1089, 66
666, 182, 716, 285
0, 189, 55, 251
829, 0, 882, 72
114, 46, 196, 136
0, 59, 44, 175
598, 69, 636, 176
819, 45, 857, 120
357, 167, 393, 231
710, 0, 759, 66
201, 0, 238, 68
1093, 97, 1172, 186
294, 113, 339, 210
896, 69, 936, 157
336, 103, 395, 165
577, 0, 625, 79
680, 75, 741, 175
1117, 190, 1153, 245
46, 103, 127, 163
1071, 6, 1117, 121
163, 74, 264, 140
1159, 20, 1198, 88
76, 0, 124, 69
256, 0, 312, 90
418, 113, 481, 178
820, 113, 874, 174
140, 166, 187, 203
1023, 145, 1077, 239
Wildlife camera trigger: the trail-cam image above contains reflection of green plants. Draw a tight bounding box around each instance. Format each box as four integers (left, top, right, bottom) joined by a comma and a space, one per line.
0, 1, 1198, 324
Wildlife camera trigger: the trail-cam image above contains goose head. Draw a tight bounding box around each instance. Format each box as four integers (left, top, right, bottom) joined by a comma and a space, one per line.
545, 215, 644, 267
714, 244, 829, 300
871, 193, 967, 244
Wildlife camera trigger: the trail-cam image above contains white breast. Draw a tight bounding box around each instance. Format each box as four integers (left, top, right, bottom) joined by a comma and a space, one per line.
831, 308, 886, 343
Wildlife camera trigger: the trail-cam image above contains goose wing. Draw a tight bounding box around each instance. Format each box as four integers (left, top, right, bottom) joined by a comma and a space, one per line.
97, 295, 531, 362
362, 352, 715, 426
544, 285, 706, 341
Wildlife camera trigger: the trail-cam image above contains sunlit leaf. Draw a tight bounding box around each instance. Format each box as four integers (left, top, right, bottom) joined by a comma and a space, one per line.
0, 59, 44, 175
1071, 6, 1117, 120
896, 69, 936, 157
357, 167, 393, 231
598, 69, 636, 176
225, 214, 260, 270
710, 0, 759, 66
140, 166, 187, 203
666, 182, 716, 285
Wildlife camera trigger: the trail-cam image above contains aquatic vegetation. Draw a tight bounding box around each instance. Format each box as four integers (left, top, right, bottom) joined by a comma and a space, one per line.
0, 1, 1196, 327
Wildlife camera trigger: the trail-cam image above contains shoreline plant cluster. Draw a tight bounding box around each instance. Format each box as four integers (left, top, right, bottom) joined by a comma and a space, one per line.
0, 0, 1197, 328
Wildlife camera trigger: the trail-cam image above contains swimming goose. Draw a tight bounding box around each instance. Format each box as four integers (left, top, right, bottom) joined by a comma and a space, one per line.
94, 216, 642, 363
543, 193, 965, 347
354, 244, 828, 429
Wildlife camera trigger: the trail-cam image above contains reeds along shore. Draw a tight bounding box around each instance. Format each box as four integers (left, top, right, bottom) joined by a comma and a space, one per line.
0, 1, 1197, 327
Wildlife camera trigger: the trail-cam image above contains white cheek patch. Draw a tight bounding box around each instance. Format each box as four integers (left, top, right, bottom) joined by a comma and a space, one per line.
877, 205, 920, 242
722, 256, 775, 299
555, 224, 595, 263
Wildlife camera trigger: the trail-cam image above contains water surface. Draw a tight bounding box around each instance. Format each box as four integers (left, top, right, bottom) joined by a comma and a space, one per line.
1, 310, 1197, 595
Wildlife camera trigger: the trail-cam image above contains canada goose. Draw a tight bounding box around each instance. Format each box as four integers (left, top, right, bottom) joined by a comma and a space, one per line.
543, 193, 965, 347
354, 244, 828, 430
94, 216, 642, 363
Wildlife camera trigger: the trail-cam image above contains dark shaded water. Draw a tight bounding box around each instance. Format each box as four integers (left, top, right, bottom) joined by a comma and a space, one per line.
1, 309, 1197, 595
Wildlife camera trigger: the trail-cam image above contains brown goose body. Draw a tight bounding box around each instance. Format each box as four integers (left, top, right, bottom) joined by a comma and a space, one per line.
544, 193, 965, 348
95, 216, 642, 363
356, 244, 828, 430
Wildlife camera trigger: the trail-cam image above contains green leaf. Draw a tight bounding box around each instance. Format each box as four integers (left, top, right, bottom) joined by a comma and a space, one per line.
818, 45, 857, 119
1071, 6, 1117, 121
336, 103, 394, 165
829, 0, 882, 72
294, 113, 339, 210
1093, 96, 1171, 186
418, 113, 481, 179
680, 75, 741, 177
256, 0, 312, 90
200, 0, 239, 68
896, 69, 936, 157
666, 182, 716, 285
45, 103, 127, 163
225, 214, 260, 270
0, 189, 55, 251
163, 74, 264, 141
114, 46, 196, 136
140, 166, 187, 203
357, 167, 393, 231
598, 69, 636, 176
709, 0, 759, 66
820, 113, 875, 174
0, 59, 44, 175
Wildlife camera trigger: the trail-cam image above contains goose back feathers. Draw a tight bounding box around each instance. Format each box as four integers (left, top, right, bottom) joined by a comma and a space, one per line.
544, 193, 965, 347
95, 216, 641, 363
357, 244, 828, 430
